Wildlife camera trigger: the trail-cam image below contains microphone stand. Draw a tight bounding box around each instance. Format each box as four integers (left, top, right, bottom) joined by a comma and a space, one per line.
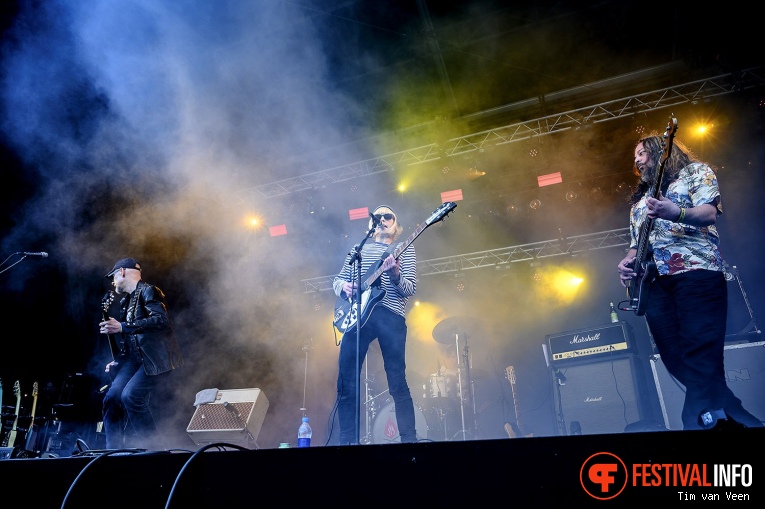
347, 219, 379, 445
0, 253, 34, 275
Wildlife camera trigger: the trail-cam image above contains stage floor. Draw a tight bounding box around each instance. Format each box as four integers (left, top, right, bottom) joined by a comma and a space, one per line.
1, 427, 762, 507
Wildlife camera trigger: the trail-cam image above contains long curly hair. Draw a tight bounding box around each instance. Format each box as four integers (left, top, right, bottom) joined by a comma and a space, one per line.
628, 133, 696, 205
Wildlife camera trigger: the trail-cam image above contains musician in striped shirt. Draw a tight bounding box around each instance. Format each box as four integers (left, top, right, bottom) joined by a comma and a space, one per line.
333, 205, 418, 444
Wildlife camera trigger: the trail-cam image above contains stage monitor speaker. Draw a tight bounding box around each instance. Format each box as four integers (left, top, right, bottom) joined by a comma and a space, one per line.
552, 355, 647, 435
650, 341, 765, 430
186, 388, 269, 447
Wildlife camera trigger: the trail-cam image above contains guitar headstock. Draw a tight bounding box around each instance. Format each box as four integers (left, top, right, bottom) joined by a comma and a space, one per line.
102, 291, 115, 311
426, 201, 457, 225
32, 381, 38, 397
664, 115, 678, 140
13, 380, 20, 396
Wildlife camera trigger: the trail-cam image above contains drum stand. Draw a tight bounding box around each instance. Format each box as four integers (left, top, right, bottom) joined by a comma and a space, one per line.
360, 362, 389, 444
452, 333, 478, 441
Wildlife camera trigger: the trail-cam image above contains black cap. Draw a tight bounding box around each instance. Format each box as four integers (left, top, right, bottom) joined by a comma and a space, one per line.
105, 257, 141, 278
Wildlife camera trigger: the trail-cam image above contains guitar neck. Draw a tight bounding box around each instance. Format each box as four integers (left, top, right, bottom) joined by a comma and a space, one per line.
363, 219, 428, 288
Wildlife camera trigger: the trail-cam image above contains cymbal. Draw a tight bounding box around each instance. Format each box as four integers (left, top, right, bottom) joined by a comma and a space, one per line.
432, 316, 484, 344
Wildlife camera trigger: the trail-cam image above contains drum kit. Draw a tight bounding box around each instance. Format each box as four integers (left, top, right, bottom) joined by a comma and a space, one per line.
362, 316, 484, 444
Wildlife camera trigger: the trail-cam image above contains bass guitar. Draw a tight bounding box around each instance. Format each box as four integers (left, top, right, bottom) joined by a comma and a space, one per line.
626, 116, 678, 316
333, 201, 457, 335
1, 381, 21, 448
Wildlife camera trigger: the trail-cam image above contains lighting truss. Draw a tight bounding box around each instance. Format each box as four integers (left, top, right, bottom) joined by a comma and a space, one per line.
238, 67, 764, 202
300, 228, 630, 293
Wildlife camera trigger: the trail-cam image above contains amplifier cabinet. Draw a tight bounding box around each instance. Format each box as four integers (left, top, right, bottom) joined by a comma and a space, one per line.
551, 354, 648, 435
546, 321, 635, 366
186, 388, 269, 447
650, 341, 765, 430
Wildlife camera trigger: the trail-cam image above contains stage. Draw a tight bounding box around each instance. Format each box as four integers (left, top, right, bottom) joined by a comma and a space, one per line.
1, 428, 761, 507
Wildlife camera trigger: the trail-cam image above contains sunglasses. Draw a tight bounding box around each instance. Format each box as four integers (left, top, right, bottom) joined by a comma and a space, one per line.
374, 213, 395, 221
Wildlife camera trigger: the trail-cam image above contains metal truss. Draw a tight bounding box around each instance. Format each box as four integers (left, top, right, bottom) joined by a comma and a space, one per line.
300, 227, 630, 293
239, 67, 764, 202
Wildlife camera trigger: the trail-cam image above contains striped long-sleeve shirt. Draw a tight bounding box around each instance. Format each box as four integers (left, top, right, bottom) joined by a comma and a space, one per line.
333, 241, 417, 318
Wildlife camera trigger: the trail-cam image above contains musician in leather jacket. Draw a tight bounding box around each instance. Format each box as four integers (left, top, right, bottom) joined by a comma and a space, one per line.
99, 257, 184, 449
617, 133, 762, 431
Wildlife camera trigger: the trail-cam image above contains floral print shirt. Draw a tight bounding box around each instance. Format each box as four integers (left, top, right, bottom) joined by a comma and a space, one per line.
629, 162, 725, 276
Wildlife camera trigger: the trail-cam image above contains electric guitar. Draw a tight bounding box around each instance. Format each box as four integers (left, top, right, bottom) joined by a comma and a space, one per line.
24, 382, 38, 451
333, 201, 457, 335
2, 381, 21, 448
625, 116, 678, 316
504, 366, 533, 438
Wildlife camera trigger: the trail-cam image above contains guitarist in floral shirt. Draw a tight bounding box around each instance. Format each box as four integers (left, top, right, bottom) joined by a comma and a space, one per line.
617, 132, 762, 430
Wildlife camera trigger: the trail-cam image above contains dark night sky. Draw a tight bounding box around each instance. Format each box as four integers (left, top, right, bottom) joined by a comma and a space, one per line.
2, 1, 763, 449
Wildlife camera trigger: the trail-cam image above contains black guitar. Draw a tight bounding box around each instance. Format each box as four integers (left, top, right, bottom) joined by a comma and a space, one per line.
333, 201, 457, 335
626, 116, 678, 315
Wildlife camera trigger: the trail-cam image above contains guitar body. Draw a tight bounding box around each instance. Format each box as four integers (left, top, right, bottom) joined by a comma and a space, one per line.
627, 260, 657, 316
333, 285, 385, 336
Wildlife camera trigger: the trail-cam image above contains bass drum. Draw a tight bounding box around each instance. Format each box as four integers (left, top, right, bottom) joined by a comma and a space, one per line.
371, 401, 429, 444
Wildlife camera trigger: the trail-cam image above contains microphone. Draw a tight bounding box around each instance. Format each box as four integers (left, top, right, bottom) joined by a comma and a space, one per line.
369, 212, 380, 226
23, 252, 48, 258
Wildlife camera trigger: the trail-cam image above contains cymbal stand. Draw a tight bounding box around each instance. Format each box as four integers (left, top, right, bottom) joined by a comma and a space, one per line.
454, 333, 468, 441
360, 361, 374, 444
462, 343, 479, 439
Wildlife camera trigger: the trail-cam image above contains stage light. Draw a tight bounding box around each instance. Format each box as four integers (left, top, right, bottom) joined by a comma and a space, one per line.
538, 172, 562, 187
529, 199, 542, 210
529, 148, 538, 157
565, 190, 578, 202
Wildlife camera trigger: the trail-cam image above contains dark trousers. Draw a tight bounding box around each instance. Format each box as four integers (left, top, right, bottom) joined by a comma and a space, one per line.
336, 306, 417, 443
646, 269, 763, 429
102, 350, 168, 449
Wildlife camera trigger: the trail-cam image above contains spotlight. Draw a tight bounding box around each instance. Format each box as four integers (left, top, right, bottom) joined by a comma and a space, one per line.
529, 199, 542, 210
529, 148, 538, 157
589, 187, 602, 198
565, 191, 578, 202
506, 203, 521, 215
614, 182, 629, 194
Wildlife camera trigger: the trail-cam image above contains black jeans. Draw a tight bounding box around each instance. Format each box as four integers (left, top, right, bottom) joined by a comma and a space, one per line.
646, 269, 763, 429
102, 349, 169, 448
336, 306, 417, 443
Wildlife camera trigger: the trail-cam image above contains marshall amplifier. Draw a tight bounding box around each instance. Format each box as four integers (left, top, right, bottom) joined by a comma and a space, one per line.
546, 321, 635, 365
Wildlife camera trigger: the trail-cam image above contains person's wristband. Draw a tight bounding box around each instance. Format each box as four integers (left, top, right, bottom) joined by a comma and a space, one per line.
676, 207, 686, 223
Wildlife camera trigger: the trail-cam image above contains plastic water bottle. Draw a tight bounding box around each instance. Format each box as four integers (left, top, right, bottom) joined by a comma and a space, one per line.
609, 302, 619, 323
297, 417, 312, 448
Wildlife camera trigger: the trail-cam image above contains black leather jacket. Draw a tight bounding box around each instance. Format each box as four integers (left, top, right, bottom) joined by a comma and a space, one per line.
117, 280, 184, 375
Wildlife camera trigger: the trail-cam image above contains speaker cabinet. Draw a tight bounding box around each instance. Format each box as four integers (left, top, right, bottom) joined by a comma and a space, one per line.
650, 341, 765, 430
552, 355, 647, 435
186, 388, 269, 447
